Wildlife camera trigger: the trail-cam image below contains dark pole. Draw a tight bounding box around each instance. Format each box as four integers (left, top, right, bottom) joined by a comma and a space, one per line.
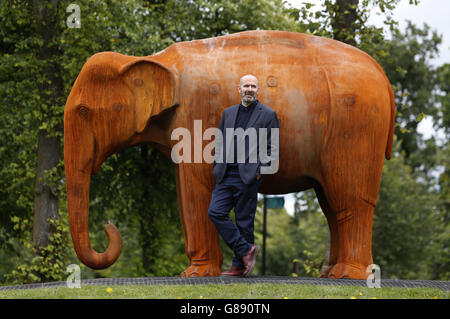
262, 195, 267, 275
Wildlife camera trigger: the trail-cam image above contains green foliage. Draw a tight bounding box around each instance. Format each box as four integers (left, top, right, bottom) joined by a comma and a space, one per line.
289, 191, 328, 277
290, 0, 400, 50
3, 211, 72, 285
141, 0, 300, 42
378, 22, 443, 160
373, 139, 442, 279
249, 193, 328, 277
436, 63, 450, 135
431, 142, 450, 280
89, 146, 186, 277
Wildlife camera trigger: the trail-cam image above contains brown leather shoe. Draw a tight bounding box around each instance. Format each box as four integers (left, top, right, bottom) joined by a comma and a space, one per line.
242, 245, 260, 277
221, 265, 245, 277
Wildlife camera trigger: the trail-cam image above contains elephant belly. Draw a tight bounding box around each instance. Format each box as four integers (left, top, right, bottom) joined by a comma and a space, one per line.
259, 174, 317, 194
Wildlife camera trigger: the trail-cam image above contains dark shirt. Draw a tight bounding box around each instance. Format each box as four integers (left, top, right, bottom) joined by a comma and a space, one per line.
229, 100, 257, 167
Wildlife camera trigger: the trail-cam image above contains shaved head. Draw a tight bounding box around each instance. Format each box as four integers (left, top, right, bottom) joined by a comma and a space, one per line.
239, 74, 259, 87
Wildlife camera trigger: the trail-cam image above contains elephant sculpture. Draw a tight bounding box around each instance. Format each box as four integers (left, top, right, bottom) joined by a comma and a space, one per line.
64, 30, 395, 279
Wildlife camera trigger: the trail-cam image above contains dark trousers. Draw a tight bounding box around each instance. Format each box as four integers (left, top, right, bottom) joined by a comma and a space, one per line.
208, 165, 263, 267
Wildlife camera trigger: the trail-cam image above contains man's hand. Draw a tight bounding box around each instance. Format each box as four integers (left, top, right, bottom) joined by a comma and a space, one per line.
256, 174, 262, 181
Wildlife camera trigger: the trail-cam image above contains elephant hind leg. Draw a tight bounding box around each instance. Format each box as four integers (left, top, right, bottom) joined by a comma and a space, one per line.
326, 196, 375, 279
314, 183, 338, 278
318, 129, 383, 279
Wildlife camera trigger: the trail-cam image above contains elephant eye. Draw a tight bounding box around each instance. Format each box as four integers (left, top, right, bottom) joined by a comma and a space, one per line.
77, 104, 90, 118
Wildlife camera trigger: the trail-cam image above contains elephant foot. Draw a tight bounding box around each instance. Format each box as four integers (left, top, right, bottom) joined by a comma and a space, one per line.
320, 264, 334, 278
180, 263, 222, 277
327, 263, 367, 279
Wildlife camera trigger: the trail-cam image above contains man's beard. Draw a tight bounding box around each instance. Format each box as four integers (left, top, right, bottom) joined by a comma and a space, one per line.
242, 92, 256, 104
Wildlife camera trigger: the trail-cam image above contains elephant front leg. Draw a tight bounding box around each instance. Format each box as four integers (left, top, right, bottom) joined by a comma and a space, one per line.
176, 164, 223, 277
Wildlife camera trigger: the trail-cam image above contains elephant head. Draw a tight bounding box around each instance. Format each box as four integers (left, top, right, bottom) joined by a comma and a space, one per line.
64, 52, 178, 269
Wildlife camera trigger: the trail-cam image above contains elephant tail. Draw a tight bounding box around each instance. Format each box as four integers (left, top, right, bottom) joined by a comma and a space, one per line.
385, 81, 396, 160
360, 49, 396, 160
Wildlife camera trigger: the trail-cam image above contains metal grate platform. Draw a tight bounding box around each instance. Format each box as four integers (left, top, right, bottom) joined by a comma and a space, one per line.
0, 276, 449, 291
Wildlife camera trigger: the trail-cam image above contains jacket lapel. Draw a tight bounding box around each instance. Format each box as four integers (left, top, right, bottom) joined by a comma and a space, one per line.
228, 104, 239, 129
225, 104, 239, 163
224, 102, 262, 164
245, 100, 262, 129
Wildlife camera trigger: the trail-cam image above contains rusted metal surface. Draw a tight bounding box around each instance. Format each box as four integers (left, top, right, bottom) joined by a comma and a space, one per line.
64, 30, 395, 278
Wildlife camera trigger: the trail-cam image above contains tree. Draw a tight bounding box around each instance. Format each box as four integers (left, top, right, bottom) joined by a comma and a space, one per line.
373, 139, 441, 279
433, 142, 450, 280
380, 22, 442, 162
30, 0, 65, 256
431, 63, 450, 280
0, 0, 66, 282
435, 63, 450, 135
0, 0, 157, 283
249, 196, 328, 277
330, 0, 359, 45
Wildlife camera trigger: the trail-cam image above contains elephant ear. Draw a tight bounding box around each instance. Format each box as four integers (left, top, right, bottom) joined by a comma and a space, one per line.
119, 58, 178, 133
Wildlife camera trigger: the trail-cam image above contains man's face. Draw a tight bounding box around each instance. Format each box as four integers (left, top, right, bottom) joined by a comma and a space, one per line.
238, 76, 259, 105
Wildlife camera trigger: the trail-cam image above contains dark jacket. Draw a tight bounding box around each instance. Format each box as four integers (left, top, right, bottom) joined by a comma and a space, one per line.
213, 100, 279, 184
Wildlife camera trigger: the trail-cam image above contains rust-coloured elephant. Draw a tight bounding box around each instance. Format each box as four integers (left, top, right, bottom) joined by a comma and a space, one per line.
64, 30, 395, 279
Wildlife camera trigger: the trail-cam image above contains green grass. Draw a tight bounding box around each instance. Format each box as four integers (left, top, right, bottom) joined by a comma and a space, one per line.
0, 283, 448, 299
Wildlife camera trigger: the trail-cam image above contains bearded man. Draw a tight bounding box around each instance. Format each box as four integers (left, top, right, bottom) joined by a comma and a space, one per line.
208, 74, 279, 277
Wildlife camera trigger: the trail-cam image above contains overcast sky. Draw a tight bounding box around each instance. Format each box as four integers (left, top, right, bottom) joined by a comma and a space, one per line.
270, 0, 449, 214
368, 0, 450, 65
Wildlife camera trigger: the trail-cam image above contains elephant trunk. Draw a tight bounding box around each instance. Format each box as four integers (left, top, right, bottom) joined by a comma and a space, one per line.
64, 124, 122, 269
